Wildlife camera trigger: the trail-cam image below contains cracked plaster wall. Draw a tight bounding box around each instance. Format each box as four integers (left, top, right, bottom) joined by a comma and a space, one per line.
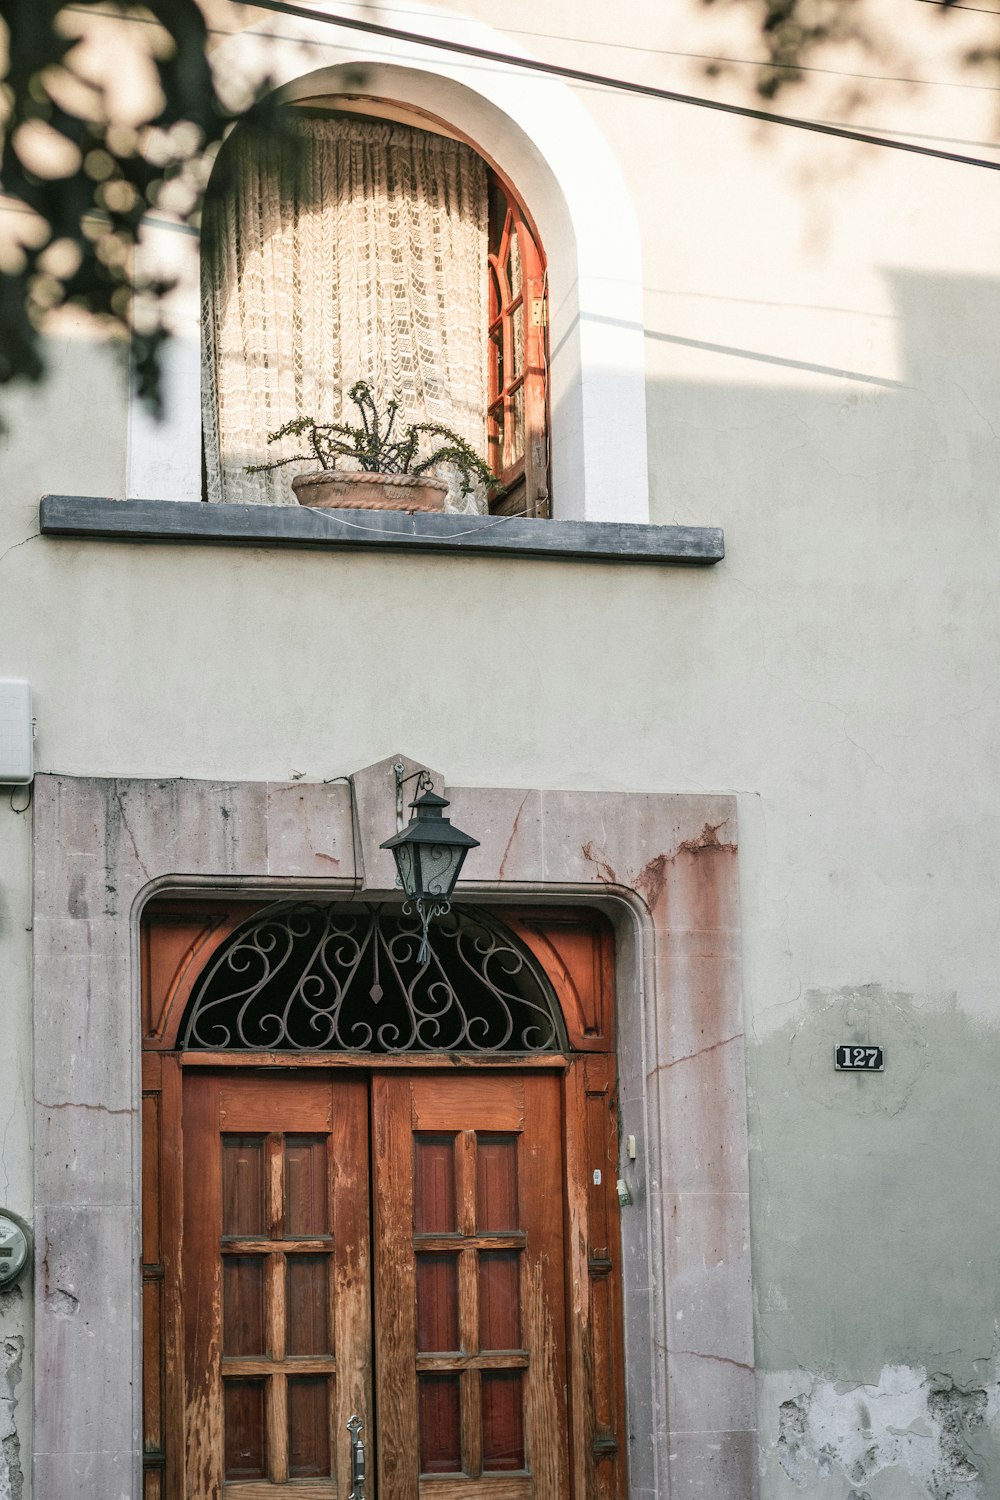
753, 993, 1000, 1496
771, 1368, 998, 1499
0, 1293, 24, 1500
0, 801, 32, 1500
2, 9, 1000, 1499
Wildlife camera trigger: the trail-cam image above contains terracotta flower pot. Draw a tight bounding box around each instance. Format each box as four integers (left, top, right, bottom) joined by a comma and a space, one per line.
291, 469, 448, 512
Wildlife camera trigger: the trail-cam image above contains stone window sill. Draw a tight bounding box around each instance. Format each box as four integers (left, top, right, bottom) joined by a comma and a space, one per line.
39, 495, 724, 566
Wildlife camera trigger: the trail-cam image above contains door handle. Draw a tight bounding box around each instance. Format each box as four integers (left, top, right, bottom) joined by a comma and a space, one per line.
347, 1414, 366, 1499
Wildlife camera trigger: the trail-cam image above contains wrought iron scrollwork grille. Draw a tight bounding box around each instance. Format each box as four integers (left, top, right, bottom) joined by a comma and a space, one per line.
180, 902, 565, 1054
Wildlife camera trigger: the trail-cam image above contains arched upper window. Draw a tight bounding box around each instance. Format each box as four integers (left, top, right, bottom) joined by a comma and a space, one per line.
201, 106, 549, 517
179, 901, 565, 1054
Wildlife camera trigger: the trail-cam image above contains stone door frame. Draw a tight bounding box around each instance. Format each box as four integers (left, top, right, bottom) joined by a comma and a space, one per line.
31, 757, 756, 1498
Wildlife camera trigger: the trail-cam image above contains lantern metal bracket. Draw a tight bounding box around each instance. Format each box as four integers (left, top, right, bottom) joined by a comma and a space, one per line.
393, 760, 434, 832
404, 894, 450, 965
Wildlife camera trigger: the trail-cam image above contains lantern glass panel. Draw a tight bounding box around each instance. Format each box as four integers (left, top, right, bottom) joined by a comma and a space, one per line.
393, 840, 417, 898
417, 843, 466, 899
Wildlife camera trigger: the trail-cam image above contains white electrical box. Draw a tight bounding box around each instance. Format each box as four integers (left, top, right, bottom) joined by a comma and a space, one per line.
0, 680, 33, 784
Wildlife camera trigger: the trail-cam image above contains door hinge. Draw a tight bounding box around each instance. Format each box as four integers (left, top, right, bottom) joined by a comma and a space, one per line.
531, 297, 547, 327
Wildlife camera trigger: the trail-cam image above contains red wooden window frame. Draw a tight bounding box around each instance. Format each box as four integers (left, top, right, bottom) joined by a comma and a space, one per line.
487, 174, 549, 518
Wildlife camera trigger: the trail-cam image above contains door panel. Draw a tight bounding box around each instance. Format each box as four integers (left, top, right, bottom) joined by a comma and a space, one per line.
178, 1069, 582, 1499
373, 1073, 569, 1500
146, 904, 626, 1500
183, 1074, 371, 1499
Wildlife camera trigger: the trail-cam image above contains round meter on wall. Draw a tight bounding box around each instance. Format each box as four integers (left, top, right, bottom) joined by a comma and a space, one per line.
0, 1213, 30, 1287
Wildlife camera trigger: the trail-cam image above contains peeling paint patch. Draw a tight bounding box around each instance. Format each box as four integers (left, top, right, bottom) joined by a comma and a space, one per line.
0, 1291, 24, 1500
677, 819, 735, 855
45, 1286, 79, 1319
928, 1379, 988, 1492
42, 1234, 81, 1319
633, 851, 670, 908
774, 1365, 997, 1497
581, 841, 617, 885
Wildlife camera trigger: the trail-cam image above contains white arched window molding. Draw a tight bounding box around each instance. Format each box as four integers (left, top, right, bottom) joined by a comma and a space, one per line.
126, 6, 649, 524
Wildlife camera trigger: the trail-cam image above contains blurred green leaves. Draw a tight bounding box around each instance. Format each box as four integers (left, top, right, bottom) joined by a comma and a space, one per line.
0, 1, 293, 412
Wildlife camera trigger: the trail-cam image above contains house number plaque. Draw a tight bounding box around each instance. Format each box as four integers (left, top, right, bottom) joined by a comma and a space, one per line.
835, 1045, 884, 1071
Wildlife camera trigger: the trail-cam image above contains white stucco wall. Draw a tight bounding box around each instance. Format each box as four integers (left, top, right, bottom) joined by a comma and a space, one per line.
2, 1, 1000, 1494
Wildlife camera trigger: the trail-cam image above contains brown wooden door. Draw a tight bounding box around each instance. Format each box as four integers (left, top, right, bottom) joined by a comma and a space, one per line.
372, 1072, 569, 1500
183, 1073, 372, 1499
181, 1069, 571, 1500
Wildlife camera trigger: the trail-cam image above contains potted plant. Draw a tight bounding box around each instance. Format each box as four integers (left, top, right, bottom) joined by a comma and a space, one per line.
246, 380, 499, 512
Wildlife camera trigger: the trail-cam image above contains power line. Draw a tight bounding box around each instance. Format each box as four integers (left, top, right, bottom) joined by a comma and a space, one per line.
64, 2, 1000, 93
914, 0, 1000, 14
243, 0, 1000, 172
315, 2, 1000, 92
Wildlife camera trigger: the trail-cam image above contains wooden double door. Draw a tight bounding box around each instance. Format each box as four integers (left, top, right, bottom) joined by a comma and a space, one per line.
178, 1067, 576, 1500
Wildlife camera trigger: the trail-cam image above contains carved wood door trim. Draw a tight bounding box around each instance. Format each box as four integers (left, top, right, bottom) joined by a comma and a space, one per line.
142, 904, 626, 1499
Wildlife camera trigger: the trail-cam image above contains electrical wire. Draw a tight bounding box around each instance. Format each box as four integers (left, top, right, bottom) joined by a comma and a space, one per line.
242, 0, 1000, 172
63, 3, 1000, 93
320, 772, 362, 891
914, 0, 1000, 14
275, 0, 1000, 91
8, 783, 32, 814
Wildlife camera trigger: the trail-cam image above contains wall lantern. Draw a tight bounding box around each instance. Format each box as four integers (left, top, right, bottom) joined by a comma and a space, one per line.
380, 776, 480, 962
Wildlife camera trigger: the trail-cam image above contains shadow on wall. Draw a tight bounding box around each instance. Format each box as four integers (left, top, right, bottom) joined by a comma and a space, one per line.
637, 267, 1000, 544
627, 269, 1000, 1498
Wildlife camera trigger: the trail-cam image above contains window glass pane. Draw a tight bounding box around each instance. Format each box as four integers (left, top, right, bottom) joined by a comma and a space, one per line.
510, 385, 525, 467
509, 225, 523, 302
489, 181, 509, 259
512, 302, 524, 381
488, 401, 504, 476
490, 320, 504, 394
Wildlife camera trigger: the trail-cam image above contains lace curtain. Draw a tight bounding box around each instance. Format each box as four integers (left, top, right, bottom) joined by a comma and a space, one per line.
201, 116, 489, 512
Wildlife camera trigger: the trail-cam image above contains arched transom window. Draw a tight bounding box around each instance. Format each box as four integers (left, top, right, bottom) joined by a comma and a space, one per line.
180, 902, 566, 1054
